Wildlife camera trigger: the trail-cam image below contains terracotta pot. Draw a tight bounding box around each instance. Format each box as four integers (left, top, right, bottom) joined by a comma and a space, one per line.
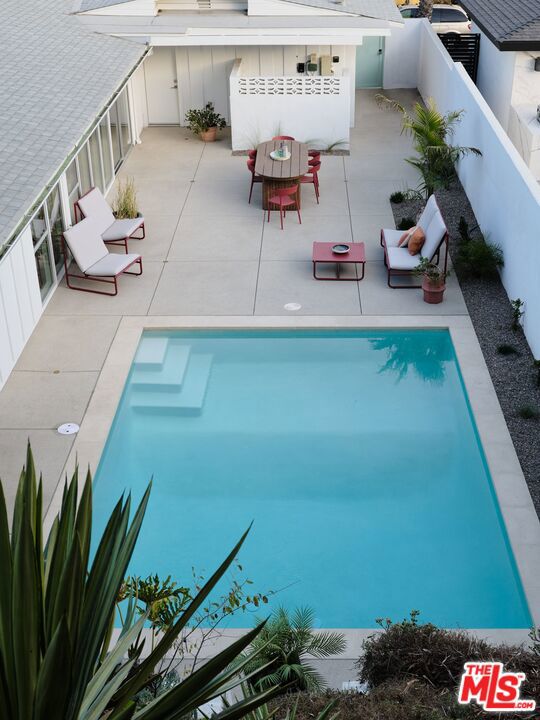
200, 127, 218, 142
422, 276, 446, 304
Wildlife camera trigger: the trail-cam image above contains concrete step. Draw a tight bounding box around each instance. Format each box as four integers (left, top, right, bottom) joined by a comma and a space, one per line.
131, 354, 213, 415
131, 344, 191, 391
133, 336, 169, 371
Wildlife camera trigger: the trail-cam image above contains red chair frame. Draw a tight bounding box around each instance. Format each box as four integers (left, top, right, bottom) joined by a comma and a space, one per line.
61, 236, 143, 296
266, 186, 301, 230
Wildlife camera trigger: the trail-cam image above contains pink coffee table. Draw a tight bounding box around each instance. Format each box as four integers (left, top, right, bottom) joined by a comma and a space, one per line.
312, 242, 366, 281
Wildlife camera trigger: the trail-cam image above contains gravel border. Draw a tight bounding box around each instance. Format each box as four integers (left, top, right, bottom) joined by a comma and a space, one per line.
391, 181, 540, 516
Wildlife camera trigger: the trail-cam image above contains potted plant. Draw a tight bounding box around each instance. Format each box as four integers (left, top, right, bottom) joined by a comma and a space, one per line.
415, 257, 449, 304
185, 102, 226, 142
113, 176, 140, 219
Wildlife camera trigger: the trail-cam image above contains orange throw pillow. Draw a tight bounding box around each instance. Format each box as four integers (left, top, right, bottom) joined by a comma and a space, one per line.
407, 227, 426, 255
398, 226, 416, 247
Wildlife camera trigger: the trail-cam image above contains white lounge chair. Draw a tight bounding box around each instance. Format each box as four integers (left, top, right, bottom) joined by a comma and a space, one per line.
75, 187, 145, 252
380, 195, 449, 288
62, 218, 142, 295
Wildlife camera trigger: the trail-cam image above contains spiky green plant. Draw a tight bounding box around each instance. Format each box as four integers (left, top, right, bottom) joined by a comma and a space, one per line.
376, 96, 481, 198
113, 177, 139, 219
243, 607, 346, 694
0, 445, 275, 720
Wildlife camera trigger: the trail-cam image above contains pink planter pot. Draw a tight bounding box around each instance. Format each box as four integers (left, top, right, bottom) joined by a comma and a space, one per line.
200, 127, 218, 142
422, 277, 446, 304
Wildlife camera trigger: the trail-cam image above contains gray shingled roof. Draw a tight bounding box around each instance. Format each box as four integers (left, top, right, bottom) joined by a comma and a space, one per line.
0, 0, 145, 249
281, 0, 401, 21
76, 0, 134, 11
459, 0, 540, 50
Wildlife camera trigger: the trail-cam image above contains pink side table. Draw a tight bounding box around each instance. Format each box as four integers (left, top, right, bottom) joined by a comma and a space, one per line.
312, 242, 366, 281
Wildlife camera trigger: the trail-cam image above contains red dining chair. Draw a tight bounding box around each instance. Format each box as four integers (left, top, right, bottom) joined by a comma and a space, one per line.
247, 158, 262, 203
309, 157, 320, 167
272, 135, 295, 141
308, 149, 321, 159
248, 149, 257, 159
266, 186, 301, 230
301, 161, 321, 203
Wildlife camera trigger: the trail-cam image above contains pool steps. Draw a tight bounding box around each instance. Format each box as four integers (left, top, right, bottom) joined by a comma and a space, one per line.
130, 344, 212, 414
131, 344, 191, 392
132, 336, 169, 370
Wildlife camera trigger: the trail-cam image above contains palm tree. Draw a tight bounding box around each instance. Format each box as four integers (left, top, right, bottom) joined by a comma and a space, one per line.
376, 96, 481, 198
243, 607, 346, 694
418, 0, 434, 19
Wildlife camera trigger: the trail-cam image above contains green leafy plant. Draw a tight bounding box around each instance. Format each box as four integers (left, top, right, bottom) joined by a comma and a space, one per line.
185, 102, 226, 135
390, 191, 404, 204
243, 606, 346, 694
518, 405, 539, 420
413, 257, 449, 286
396, 217, 416, 231
511, 298, 525, 331
0, 445, 276, 720
113, 176, 139, 219
454, 216, 503, 279
376, 96, 481, 198
497, 344, 519, 356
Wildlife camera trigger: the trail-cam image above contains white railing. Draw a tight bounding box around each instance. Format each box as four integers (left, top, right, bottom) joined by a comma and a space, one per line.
229, 59, 350, 152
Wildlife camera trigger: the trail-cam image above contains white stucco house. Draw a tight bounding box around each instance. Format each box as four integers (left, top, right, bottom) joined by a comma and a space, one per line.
459, 0, 540, 181
76, 0, 403, 151
0, 0, 403, 389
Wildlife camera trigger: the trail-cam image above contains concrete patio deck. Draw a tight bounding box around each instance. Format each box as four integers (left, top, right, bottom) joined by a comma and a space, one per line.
0, 89, 468, 513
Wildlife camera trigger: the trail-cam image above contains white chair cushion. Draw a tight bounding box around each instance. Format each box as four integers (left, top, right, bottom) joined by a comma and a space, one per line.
381, 228, 404, 248
387, 246, 423, 270
417, 195, 438, 230
422, 211, 447, 260
86, 252, 141, 277
102, 217, 144, 241
63, 218, 108, 274
77, 188, 115, 235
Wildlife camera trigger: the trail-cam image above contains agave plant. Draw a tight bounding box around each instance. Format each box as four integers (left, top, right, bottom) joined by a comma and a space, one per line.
243, 607, 346, 694
0, 445, 275, 720
377, 96, 481, 198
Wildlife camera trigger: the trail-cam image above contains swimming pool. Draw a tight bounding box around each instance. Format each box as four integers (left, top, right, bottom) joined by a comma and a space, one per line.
93, 329, 531, 629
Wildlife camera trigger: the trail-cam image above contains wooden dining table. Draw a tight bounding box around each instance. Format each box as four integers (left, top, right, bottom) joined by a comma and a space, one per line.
254, 140, 309, 211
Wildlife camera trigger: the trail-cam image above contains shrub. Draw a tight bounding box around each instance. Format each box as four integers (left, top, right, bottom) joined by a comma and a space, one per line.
511, 298, 525, 331
356, 612, 540, 705
390, 190, 404, 204
497, 344, 519, 356
397, 217, 416, 231
270, 681, 476, 720
518, 405, 540, 420
455, 216, 503, 279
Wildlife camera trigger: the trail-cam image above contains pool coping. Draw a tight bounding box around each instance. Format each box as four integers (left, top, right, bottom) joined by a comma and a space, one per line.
45, 314, 540, 652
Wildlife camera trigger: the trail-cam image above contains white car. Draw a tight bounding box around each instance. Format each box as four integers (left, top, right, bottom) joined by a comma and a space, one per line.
400, 4, 471, 33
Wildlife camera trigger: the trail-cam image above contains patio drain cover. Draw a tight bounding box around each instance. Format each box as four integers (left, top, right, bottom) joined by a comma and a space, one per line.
284, 303, 302, 311
57, 423, 80, 435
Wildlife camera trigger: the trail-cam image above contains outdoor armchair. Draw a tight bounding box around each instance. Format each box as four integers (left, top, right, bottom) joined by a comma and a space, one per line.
75, 187, 145, 252
62, 217, 142, 295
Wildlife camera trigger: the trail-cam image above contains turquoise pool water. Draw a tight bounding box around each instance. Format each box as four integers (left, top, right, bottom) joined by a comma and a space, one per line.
93, 330, 531, 629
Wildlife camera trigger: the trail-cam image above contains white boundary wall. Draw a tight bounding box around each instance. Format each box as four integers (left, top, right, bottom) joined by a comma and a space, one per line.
384, 21, 540, 357
229, 59, 351, 151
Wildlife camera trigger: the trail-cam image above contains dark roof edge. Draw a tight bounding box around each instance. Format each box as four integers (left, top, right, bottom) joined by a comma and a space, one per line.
460, 1, 540, 51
